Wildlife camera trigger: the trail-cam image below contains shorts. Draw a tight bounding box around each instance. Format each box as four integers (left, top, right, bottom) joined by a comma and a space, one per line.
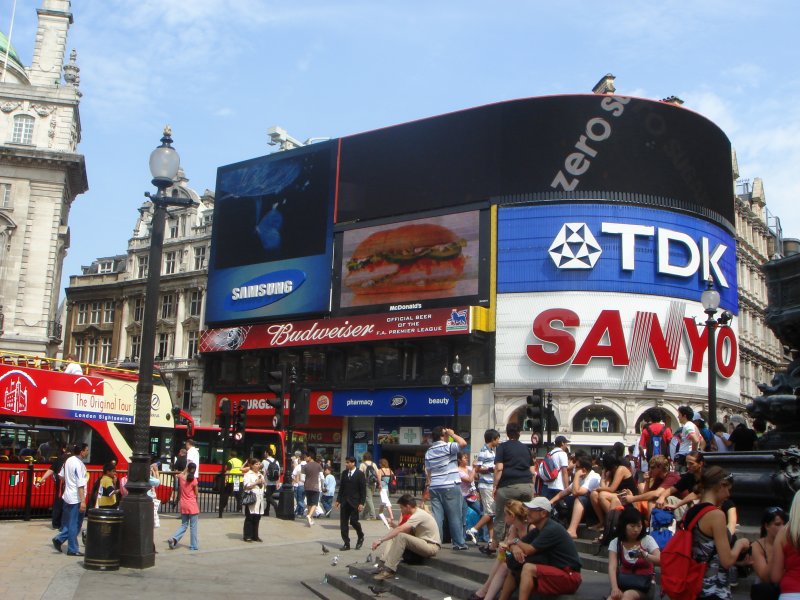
379, 487, 391, 506
479, 486, 495, 516
526, 564, 582, 596
305, 490, 320, 506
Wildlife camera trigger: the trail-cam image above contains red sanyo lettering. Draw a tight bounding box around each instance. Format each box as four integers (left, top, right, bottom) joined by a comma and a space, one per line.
526, 308, 737, 377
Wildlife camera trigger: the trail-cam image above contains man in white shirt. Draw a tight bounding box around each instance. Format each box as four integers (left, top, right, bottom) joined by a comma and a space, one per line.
540, 436, 571, 500
673, 406, 701, 464
185, 439, 200, 479
52, 443, 89, 556
63, 354, 83, 375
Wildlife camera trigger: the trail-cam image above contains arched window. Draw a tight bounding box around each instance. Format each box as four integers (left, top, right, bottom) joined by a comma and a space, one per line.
12, 114, 34, 145
572, 406, 621, 434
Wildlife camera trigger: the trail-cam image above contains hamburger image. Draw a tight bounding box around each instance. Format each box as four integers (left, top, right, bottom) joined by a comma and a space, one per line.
344, 223, 467, 295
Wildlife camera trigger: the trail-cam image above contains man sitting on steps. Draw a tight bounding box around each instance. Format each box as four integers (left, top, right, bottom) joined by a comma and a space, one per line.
371, 494, 441, 581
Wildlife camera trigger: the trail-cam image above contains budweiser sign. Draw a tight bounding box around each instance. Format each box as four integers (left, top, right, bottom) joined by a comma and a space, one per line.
200, 307, 472, 352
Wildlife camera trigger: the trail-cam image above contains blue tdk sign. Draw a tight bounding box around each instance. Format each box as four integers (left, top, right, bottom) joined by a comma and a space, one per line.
498, 203, 738, 312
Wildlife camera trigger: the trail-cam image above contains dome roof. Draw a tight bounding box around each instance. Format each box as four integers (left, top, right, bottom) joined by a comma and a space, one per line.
0, 32, 24, 70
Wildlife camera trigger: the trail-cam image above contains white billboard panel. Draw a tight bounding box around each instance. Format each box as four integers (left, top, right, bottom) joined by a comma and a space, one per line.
496, 291, 739, 401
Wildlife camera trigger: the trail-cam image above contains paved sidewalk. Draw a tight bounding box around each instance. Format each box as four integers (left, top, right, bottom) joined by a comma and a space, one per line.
0, 512, 392, 600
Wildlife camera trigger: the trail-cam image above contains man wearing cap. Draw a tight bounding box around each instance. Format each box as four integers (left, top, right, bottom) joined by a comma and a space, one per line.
499, 497, 582, 600
693, 413, 713, 451
539, 436, 570, 502
727, 415, 758, 451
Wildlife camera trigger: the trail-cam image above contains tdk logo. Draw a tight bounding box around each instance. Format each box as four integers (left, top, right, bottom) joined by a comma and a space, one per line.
548, 221, 730, 288
224, 269, 306, 312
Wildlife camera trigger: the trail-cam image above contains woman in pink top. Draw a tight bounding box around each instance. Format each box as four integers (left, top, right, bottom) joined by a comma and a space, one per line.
167, 463, 200, 551
770, 490, 800, 597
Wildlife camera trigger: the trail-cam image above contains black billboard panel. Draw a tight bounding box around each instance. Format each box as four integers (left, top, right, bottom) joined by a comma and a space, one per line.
333, 209, 491, 315
336, 95, 734, 227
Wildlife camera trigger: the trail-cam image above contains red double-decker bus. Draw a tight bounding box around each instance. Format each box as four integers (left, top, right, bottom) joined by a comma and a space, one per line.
0, 355, 176, 514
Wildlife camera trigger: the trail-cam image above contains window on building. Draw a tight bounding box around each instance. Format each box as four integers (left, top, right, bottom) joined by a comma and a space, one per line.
168, 220, 178, 239
103, 301, 114, 323
77, 303, 88, 325
98, 261, 113, 274
345, 347, 372, 381
186, 330, 199, 358
0, 183, 11, 209
90, 302, 102, 324
572, 407, 620, 434
160, 293, 175, 319
157, 332, 173, 359
302, 349, 327, 383
12, 114, 34, 145
193, 246, 207, 271
86, 338, 99, 364
188, 289, 202, 317
182, 378, 193, 411
179, 215, 187, 237
163, 251, 176, 275
100, 337, 112, 364
203, 213, 213, 226
241, 355, 261, 385
137, 255, 149, 279
130, 335, 141, 361
133, 297, 144, 321
374, 345, 401, 380
74, 338, 85, 362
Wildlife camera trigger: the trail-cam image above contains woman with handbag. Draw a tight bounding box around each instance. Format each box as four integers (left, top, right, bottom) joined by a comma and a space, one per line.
606, 505, 659, 600
242, 458, 265, 542
751, 506, 786, 600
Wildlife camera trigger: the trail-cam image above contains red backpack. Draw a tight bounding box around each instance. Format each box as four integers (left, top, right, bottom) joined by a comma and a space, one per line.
660, 503, 718, 600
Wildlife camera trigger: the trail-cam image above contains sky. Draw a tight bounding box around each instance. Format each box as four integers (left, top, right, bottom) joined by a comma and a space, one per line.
4, 0, 800, 301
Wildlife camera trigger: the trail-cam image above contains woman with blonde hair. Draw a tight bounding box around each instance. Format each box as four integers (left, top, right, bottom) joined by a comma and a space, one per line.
770, 490, 800, 598
466, 499, 530, 600
378, 458, 395, 523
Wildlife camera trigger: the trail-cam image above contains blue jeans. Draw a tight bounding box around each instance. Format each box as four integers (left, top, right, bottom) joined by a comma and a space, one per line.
429, 485, 465, 546
294, 485, 306, 515
171, 514, 199, 550
321, 495, 334, 515
54, 501, 81, 554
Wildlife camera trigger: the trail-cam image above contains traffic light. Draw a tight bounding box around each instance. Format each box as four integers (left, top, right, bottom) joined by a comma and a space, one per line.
291, 388, 311, 427
218, 398, 232, 434
232, 400, 247, 442
525, 389, 545, 441
267, 364, 287, 430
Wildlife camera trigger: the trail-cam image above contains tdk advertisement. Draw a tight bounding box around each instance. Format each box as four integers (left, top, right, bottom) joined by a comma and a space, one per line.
497, 203, 738, 313
206, 143, 336, 325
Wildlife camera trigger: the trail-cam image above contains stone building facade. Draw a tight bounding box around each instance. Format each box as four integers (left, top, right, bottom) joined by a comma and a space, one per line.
63, 172, 213, 423
0, 0, 88, 356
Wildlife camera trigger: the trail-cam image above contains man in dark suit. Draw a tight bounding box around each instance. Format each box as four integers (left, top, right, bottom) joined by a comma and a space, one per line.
335, 455, 366, 550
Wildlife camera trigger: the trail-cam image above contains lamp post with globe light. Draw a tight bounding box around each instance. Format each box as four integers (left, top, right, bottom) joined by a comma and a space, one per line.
700, 278, 733, 426
119, 127, 195, 568
441, 355, 473, 432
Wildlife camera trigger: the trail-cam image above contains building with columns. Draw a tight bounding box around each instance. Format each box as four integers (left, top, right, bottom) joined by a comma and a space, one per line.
63, 172, 214, 423
0, 0, 88, 356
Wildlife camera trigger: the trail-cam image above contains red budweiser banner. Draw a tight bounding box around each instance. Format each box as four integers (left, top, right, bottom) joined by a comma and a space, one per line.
200, 306, 470, 352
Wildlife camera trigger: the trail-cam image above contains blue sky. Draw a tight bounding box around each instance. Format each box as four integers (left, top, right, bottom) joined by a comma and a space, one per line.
4, 1, 800, 300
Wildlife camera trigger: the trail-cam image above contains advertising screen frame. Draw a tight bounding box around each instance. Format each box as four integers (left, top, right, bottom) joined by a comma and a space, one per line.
332, 207, 491, 316
206, 142, 337, 325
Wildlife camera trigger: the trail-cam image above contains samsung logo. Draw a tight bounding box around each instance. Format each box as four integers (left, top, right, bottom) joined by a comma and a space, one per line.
224, 269, 306, 312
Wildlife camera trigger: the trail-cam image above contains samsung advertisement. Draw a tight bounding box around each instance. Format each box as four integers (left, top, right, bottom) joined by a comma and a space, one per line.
333, 209, 491, 315
206, 143, 336, 325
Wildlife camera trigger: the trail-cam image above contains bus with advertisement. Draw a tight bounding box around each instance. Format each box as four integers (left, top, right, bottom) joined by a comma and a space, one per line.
0, 354, 176, 515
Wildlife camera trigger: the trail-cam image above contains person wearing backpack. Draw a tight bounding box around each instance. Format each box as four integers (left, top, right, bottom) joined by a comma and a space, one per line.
606, 505, 660, 600
637, 408, 673, 464
661, 466, 749, 600
261, 448, 281, 517
359, 451, 381, 520
538, 436, 570, 501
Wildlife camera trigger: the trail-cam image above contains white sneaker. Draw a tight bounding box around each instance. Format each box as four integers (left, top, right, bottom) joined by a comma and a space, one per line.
466, 528, 478, 545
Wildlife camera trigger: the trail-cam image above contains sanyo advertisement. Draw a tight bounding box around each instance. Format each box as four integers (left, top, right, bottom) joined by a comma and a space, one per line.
495, 204, 738, 399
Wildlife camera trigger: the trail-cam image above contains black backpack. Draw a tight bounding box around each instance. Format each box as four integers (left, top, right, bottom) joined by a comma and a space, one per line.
364, 463, 378, 487
266, 459, 280, 481
645, 424, 669, 460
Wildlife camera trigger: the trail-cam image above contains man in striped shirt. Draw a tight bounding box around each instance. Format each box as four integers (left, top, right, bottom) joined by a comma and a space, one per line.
425, 425, 468, 550
466, 429, 500, 545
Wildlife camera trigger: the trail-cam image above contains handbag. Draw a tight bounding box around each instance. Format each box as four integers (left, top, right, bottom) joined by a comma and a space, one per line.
241, 490, 256, 506
617, 572, 651, 592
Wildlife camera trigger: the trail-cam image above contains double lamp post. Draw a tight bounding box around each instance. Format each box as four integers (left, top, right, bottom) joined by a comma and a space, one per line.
700, 278, 732, 427
441, 355, 472, 432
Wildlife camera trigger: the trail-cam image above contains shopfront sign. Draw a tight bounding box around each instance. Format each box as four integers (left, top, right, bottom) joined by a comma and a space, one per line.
333, 387, 471, 417
200, 306, 472, 352
215, 390, 333, 416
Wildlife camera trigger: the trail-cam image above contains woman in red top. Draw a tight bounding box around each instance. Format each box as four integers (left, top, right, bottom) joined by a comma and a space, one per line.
167, 463, 200, 551
770, 489, 800, 597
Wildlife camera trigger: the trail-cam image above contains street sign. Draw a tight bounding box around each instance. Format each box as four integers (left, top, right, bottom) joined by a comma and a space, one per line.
531, 432, 540, 446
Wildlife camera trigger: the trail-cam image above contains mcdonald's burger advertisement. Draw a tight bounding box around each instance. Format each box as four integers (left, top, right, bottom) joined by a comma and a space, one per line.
495, 203, 739, 401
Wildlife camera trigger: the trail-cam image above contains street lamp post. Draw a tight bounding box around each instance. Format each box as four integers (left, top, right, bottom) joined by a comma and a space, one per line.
119, 127, 193, 569
441, 355, 473, 432
700, 278, 727, 426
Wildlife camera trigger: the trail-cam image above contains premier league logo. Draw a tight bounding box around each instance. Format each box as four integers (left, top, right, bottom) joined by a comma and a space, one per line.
548, 223, 602, 269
